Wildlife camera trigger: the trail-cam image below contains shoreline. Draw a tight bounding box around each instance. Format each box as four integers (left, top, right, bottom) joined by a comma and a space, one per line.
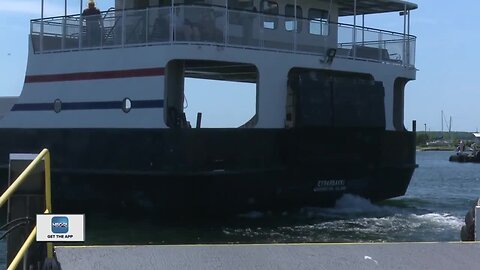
416, 146, 455, 151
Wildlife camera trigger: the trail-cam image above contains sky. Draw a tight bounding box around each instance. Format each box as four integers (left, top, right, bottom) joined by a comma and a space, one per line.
1, 1, 479, 131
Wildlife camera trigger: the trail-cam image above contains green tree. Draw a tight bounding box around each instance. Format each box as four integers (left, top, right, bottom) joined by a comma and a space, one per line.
416, 133, 430, 146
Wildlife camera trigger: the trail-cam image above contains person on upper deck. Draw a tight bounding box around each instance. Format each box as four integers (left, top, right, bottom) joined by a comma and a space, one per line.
82, 0, 102, 47
173, 12, 200, 41
199, 10, 222, 42
151, 12, 170, 42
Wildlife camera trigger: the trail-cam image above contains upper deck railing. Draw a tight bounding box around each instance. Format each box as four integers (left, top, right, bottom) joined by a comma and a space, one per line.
30, 5, 416, 67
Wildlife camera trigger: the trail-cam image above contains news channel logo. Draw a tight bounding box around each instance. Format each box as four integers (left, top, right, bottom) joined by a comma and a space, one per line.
51, 216, 69, 234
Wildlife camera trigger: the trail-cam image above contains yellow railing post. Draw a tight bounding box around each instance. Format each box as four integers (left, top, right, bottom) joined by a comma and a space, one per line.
0, 149, 55, 268
44, 150, 54, 259
44, 150, 52, 213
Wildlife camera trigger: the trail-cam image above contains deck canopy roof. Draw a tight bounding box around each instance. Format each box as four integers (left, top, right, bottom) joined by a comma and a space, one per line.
335, 0, 418, 16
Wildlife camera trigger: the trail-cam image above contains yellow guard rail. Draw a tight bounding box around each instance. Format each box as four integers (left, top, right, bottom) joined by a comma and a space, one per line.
0, 149, 53, 270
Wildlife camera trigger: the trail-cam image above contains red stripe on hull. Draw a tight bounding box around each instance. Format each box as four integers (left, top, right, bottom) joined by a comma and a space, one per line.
24, 67, 165, 83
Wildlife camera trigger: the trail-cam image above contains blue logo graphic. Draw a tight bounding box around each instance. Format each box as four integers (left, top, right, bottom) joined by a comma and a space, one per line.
51, 216, 69, 233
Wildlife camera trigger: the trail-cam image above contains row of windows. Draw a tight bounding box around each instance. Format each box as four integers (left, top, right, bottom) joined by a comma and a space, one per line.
134, 0, 330, 36
260, 1, 329, 36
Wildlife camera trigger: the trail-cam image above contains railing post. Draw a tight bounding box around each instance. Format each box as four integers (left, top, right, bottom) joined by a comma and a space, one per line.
122, 2, 126, 46
352, 0, 357, 58
379, 32, 383, 61
44, 151, 54, 259
61, 1, 67, 50
62, 17, 66, 50
79, 15, 83, 49
44, 151, 52, 219
293, 0, 297, 52
403, 4, 407, 66
361, 14, 365, 45
30, 21, 35, 53
79, 0, 83, 49
40, 0, 44, 53
407, 10, 411, 66
259, 13, 264, 48
475, 206, 480, 241
224, 0, 227, 45
145, 8, 149, 44
170, 0, 174, 43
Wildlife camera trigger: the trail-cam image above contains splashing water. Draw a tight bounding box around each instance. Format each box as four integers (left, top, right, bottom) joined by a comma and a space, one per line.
226, 190, 466, 243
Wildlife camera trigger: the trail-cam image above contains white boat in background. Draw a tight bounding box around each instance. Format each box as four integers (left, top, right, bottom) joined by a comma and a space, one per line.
450, 133, 480, 163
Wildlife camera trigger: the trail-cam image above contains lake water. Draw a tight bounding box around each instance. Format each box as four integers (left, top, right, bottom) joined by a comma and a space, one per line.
76, 151, 480, 244
1, 151, 479, 266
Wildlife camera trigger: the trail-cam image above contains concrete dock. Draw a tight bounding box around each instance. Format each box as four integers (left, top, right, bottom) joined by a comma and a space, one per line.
55, 242, 480, 270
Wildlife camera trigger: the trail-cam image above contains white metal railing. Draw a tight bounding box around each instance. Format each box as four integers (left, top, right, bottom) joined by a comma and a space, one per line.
30, 5, 416, 67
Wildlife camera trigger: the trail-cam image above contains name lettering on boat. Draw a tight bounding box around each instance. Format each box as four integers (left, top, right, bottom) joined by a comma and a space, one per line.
314, 180, 346, 192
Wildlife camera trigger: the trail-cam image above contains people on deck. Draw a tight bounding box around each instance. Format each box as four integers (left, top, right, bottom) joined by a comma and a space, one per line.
151, 13, 170, 42
82, 0, 102, 47
173, 12, 200, 41
457, 140, 465, 154
199, 10, 222, 42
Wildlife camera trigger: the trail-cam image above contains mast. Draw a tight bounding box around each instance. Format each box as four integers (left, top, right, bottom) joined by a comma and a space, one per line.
441, 110, 444, 138
449, 116, 452, 133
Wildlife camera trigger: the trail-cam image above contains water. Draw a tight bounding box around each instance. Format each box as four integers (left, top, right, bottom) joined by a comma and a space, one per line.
1, 151, 479, 266
86, 151, 479, 244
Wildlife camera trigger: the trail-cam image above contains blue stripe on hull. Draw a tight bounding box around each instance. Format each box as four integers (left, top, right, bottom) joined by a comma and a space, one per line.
11, 99, 164, 111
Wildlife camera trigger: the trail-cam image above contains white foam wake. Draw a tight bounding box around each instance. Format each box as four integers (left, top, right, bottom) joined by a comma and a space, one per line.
410, 213, 463, 228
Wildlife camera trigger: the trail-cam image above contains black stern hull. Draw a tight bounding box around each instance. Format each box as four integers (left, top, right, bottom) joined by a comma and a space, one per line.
0, 128, 416, 216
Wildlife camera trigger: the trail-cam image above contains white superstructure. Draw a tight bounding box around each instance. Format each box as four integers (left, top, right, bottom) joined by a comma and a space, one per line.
0, 0, 417, 130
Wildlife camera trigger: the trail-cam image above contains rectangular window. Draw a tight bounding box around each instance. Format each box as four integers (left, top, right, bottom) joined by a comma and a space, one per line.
285, 5, 302, 32
308, 8, 328, 36
261, 0, 279, 29
228, 0, 254, 10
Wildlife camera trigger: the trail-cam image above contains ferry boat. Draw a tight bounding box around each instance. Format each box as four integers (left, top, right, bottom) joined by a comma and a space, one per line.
0, 0, 418, 215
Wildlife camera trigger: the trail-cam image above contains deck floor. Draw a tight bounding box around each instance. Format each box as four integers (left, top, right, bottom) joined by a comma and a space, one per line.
55, 242, 480, 270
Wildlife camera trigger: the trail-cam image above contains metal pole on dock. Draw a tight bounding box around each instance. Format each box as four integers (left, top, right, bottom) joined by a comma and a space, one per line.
475, 206, 480, 241
196, 112, 202, 128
